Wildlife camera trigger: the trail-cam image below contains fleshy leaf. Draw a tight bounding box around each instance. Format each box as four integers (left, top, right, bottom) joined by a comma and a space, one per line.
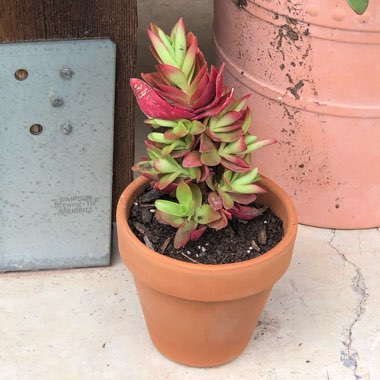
154, 157, 181, 173
221, 158, 250, 173
241, 109, 252, 133
200, 133, 215, 153
155, 210, 185, 228
208, 191, 223, 211
220, 191, 234, 209
182, 151, 202, 167
164, 122, 188, 140
181, 34, 198, 78
189, 183, 203, 208
176, 182, 193, 209
131, 161, 156, 174
229, 204, 264, 221
220, 153, 250, 170
130, 78, 195, 120
244, 138, 276, 154
222, 136, 247, 154
190, 120, 206, 135
157, 171, 182, 189
201, 150, 221, 166
147, 29, 178, 67
174, 220, 198, 248
174, 17, 187, 67
190, 226, 207, 241
156, 64, 189, 91
145, 118, 177, 128
233, 168, 260, 185
230, 183, 267, 194
194, 205, 221, 224
216, 111, 242, 129
205, 173, 215, 191
155, 199, 188, 217
199, 165, 210, 182
208, 211, 228, 230
347, 0, 369, 15
229, 192, 258, 205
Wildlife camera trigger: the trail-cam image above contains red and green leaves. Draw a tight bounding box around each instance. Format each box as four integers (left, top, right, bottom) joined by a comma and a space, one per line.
130, 18, 234, 120
131, 18, 278, 248
206, 97, 252, 143
155, 182, 221, 248
206, 169, 266, 217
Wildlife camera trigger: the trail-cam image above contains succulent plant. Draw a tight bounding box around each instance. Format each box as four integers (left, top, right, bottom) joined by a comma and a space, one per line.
131, 18, 276, 248
130, 17, 234, 120
155, 182, 222, 248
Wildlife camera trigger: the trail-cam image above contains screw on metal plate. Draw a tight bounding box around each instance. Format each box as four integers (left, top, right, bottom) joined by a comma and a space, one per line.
60, 123, 73, 135
15, 68, 29, 81
60, 67, 74, 80
51, 97, 64, 107
30, 124, 43, 135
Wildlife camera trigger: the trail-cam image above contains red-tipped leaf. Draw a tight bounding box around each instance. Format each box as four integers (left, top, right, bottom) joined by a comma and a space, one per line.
130, 78, 195, 120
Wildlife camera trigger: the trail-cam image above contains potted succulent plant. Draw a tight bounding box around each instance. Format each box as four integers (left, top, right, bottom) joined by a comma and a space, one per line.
213, 0, 379, 229
117, 18, 298, 367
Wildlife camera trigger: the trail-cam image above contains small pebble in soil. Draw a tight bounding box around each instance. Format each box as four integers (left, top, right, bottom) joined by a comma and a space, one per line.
140, 208, 153, 224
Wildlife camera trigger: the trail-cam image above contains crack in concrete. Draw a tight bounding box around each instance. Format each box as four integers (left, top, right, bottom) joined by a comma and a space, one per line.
328, 230, 369, 379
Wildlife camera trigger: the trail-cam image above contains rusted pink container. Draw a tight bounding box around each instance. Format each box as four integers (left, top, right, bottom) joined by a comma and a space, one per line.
213, 0, 380, 228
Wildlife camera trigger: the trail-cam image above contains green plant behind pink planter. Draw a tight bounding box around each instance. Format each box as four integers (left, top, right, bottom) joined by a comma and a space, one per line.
213, 0, 380, 228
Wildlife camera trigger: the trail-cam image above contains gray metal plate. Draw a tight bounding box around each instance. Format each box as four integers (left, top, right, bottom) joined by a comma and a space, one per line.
0, 39, 116, 271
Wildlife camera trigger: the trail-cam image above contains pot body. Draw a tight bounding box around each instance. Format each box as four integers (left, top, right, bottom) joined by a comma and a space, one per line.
213, 0, 380, 228
116, 176, 297, 367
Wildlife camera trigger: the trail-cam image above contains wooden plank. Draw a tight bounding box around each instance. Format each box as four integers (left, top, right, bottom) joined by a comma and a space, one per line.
0, 0, 137, 219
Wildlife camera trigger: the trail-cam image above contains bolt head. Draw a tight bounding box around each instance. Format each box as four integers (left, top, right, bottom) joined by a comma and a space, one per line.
51, 97, 64, 107
60, 67, 74, 80
60, 123, 73, 135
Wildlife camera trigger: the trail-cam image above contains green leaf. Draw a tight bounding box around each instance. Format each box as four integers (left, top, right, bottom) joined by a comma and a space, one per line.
155, 200, 188, 217
148, 132, 175, 144
174, 17, 187, 67
194, 205, 221, 224
154, 157, 181, 173
220, 192, 234, 209
174, 220, 198, 248
189, 184, 203, 209
201, 150, 221, 166
147, 29, 178, 67
347, 0, 369, 15
190, 120, 206, 135
187, 167, 201, 181
157, 28, 176, 59
233, 168, 260, 185
241, 110, 252, 133
147, 145, 163, 160
176, 182, 192, 208
145, 118, 178, 128
157, 171, 182, 190
155, 210, 185, 228
172, 122, 189, 138
230, 183, 266, 194
157, 64, 189, 91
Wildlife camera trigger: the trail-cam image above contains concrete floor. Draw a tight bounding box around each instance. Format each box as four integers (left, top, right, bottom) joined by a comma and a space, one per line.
1, 1, 380, 379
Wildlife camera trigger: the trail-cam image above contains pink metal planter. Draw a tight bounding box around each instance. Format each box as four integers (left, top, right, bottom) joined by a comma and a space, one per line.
213, 0, 380, 228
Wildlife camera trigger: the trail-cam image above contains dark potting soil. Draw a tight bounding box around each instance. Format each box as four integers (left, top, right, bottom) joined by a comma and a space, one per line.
127, 186, 284, 265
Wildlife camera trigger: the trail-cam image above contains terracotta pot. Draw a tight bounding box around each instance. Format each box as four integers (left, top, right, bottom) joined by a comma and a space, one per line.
116, 175, 297, 367
213, 0, 380, 228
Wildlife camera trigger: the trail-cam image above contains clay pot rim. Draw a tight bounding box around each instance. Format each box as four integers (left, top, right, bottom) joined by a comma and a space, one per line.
117, 175, 298, 273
